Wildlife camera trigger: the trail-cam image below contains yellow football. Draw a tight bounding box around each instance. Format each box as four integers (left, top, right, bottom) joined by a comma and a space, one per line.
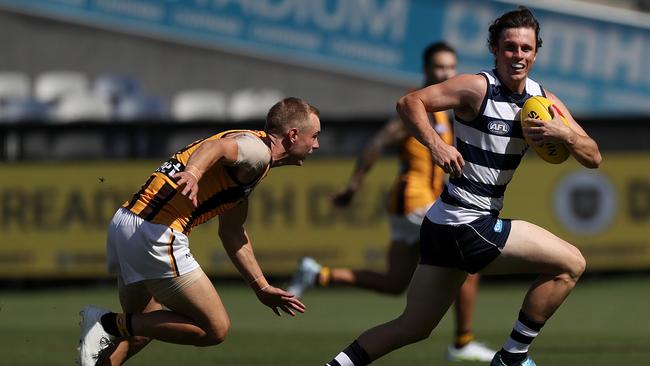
520, 96, 570, 164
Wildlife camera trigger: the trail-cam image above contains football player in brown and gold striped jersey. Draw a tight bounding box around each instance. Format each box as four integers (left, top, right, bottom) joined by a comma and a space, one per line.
78, 97, 320, 366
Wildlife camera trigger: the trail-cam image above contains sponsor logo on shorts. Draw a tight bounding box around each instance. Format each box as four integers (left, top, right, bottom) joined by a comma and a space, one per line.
493, 219, 503, 233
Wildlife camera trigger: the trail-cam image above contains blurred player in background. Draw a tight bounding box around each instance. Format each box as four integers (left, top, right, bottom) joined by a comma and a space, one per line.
324, 7, 601, 366
78, 97, 320, 366
288, 42, 495, 362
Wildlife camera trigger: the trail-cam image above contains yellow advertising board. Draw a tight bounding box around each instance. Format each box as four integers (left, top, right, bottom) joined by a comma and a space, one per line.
0, 159, 396, 278
501, 152, 650, 271
0, 152, 648, 278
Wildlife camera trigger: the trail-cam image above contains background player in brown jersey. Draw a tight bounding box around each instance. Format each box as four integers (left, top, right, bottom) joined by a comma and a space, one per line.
287, 42, 495, 362
78, 97, 320, 366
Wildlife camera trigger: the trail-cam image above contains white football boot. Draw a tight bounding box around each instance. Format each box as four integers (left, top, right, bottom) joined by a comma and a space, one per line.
287, 257, 322, 298
447, 340, 497, 362
77, 305, 116, 366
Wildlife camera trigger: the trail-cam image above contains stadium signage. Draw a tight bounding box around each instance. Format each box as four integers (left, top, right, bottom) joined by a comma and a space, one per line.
443, 0, 650, 114
1, 155, 649, 277
0, 184, 389, 230
628, 179, 650, 221
0, 186, 127, 230
553, 171, 617, 235
0, 0, 648, 114
3, 173, 645, 235
197, 0, 409, 42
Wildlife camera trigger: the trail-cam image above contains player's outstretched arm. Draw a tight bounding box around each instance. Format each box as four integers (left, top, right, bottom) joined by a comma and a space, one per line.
218, 200, 306, 317
173, 138, 239, 206
544, 92, 602, 168
331, 118, 408, 207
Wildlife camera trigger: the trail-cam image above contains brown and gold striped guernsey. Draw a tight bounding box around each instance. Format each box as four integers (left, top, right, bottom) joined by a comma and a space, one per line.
388, 111, 453, 215
123, 130, 270, 234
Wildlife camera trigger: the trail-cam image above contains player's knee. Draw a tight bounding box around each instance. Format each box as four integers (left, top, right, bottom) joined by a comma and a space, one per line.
196, 329, 228, 346
566, 245, 586, 281
207, 320, 231, 345
409, 327, 434, 342
571, 250, 587, 280
205, 330, 228, 346
196, 319, 231, 346
129, 335, 152, 349
556, 245, 586, 284
398, 323, 434, 344
465, 273, 480, 285
395, 315, 435, 343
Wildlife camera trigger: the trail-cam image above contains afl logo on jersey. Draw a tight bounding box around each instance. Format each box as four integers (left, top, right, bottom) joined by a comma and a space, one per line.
488, 120, 510, 135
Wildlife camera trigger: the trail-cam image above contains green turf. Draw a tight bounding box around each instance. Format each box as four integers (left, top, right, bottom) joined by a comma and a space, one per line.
1, 276, 649, 365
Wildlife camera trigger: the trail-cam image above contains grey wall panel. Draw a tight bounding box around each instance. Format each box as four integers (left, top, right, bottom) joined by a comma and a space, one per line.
0, 10, 406, 117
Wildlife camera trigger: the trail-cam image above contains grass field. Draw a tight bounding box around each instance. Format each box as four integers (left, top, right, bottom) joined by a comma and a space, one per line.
1, 276, 649, 365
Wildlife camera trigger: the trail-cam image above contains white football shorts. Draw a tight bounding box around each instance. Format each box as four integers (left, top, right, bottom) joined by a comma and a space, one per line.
107, 208, 200, 285
388, 205, 432, 245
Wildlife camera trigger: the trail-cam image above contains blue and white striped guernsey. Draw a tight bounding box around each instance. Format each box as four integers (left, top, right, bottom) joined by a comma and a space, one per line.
427, 69, 545, 225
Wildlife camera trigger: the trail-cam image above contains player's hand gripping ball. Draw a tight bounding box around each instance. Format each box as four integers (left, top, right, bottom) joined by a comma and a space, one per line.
520, 96, 570, 164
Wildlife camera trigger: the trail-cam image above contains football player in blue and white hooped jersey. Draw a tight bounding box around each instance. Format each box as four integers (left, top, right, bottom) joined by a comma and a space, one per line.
324, 7, 601, 366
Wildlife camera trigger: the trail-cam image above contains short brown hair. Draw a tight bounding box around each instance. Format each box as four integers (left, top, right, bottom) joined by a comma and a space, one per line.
488, 6, 543, 53
422, 41, 456, 68
265, 97, 320, 135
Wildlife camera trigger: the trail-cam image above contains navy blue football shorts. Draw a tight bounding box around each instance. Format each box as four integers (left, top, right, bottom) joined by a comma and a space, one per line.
419, 215, 511, 274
